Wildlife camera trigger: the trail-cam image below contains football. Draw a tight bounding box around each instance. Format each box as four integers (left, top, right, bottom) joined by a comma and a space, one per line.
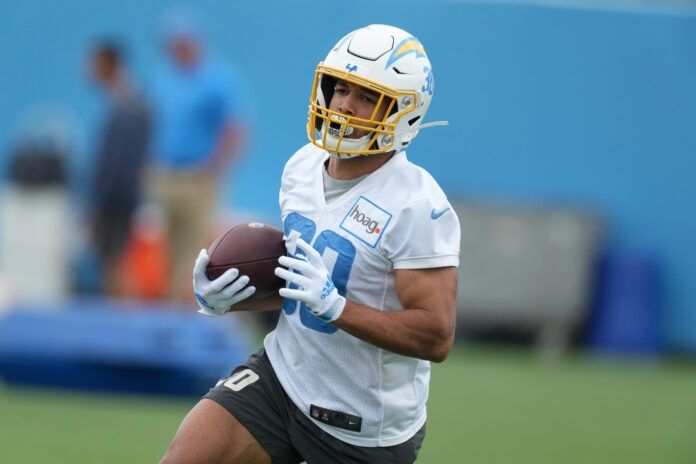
206, 222, 286, 299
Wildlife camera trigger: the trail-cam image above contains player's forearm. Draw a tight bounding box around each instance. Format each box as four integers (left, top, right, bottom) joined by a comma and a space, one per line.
333, 300, 454, 363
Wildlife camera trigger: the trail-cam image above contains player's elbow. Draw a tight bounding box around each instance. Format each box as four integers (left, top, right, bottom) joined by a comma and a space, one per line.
424, 322, 454, 363
427, 337, 453, 363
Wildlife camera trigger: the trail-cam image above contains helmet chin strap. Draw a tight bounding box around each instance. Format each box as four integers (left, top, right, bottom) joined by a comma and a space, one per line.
324, 132, 373, 159
325, 121, 449, 158
328, 151, 365, 159
418, 120, 449, 130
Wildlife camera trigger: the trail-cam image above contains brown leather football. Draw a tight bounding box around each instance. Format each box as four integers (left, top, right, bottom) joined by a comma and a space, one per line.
206, 222, 286, 299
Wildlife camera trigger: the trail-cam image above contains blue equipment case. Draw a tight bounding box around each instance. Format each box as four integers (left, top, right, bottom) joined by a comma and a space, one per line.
0, 299, 255, 396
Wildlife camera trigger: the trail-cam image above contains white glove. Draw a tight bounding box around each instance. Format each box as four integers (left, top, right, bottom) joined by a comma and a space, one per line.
275, 239, 345, 323
193, 249, 256, 316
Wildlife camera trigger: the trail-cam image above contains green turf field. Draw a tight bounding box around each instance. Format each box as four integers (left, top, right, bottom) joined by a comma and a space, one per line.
1, 346, 695, 463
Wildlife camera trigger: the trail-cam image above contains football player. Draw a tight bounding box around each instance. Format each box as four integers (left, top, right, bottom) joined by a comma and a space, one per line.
162, 24, 460, 464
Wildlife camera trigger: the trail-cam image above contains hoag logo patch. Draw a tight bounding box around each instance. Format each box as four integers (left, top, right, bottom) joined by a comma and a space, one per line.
340, 196, 392, 247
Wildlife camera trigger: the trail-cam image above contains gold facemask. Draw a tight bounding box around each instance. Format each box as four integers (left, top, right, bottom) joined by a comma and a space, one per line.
307, 65, 417, 156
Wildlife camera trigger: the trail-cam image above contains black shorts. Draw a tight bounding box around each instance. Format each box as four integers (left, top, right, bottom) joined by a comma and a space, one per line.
204, 349, 426, 464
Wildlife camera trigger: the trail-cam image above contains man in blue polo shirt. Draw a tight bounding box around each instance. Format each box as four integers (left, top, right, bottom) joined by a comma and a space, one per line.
148, 13, 250, 302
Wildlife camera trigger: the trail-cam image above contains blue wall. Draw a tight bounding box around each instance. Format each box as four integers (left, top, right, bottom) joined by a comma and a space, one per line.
1, 0, 695, 349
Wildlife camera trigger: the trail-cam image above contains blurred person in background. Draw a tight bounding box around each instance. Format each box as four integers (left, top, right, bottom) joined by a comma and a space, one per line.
148, 11, 249, 303
88, 40, 150, 296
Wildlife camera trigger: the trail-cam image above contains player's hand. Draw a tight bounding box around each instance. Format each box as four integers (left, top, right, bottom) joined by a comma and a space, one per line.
275, 239, 345, 323
193, 249, 256, 316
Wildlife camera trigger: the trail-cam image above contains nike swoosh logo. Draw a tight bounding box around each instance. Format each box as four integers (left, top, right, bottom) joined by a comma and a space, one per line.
431, 208, 450, 220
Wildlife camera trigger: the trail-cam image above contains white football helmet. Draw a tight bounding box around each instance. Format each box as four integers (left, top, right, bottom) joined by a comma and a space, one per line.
308, 24, 439, 158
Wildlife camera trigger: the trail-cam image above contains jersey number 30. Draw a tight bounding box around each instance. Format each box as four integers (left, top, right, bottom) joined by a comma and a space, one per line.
282, 213, 355, 334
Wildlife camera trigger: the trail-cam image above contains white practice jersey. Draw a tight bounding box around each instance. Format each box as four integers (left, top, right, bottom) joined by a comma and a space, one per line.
264, 143, 460, 447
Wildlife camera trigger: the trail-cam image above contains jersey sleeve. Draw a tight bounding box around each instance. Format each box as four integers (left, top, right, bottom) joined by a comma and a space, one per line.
380, 197, 460, 269
278, 145, 310, 221
279, 158, 292, 221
